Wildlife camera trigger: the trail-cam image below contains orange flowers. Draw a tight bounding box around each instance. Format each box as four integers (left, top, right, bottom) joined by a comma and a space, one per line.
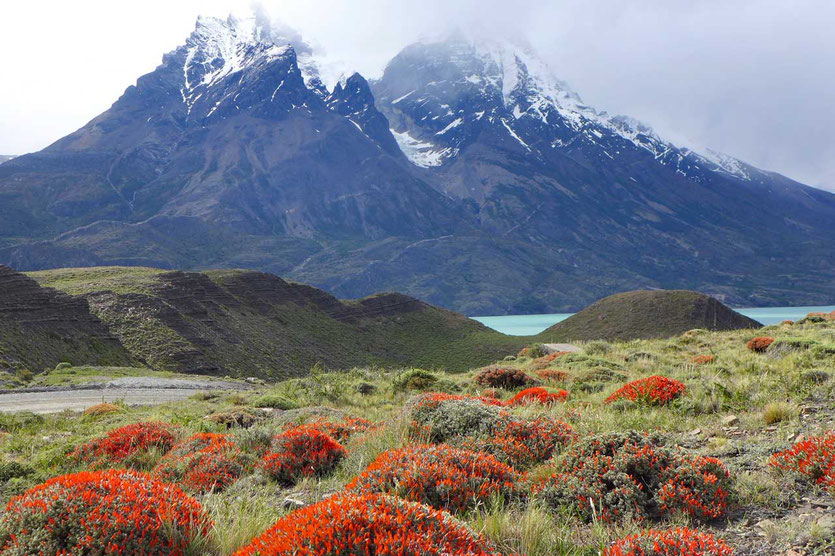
533, 432, 730, 523
507, 386, 568, 406
531, 351, 570, 369
605, 527, 734, 556
70, 421, 178, 467
261, 426, 346, 485
233, 492, 501, 555
769, 431, 835, 490
690, 354, 715, 365
0, 470, 211, 554
606, 376, 686, 406
747, 336, 774, 352
284, 417, 378, 442
347, 444, 519, 513
153, 432, 252, 493
535, 369, 569, 382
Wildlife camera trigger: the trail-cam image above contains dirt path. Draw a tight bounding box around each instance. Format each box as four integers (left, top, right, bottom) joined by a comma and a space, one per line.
0, 377, 250, 414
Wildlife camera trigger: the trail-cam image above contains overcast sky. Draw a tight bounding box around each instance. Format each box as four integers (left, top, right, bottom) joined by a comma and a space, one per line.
2, 0, 833, 191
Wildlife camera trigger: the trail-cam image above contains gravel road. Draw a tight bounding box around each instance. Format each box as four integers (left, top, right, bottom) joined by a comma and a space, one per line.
0, 377, 250, 414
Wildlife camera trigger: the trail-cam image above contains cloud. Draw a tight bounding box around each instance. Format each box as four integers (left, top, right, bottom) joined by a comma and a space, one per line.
0, 0, 833, 191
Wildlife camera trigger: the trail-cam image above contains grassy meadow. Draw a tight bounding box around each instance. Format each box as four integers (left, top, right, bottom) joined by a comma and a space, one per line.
0, 316, 833, 554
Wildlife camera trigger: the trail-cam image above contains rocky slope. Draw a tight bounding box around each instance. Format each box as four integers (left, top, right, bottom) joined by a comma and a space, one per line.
1, 16, 833, 314
26, 266, 522, 377
0, 266, 134, 374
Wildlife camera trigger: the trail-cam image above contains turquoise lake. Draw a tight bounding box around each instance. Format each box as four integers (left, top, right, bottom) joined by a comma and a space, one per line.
472, 305, 835, 336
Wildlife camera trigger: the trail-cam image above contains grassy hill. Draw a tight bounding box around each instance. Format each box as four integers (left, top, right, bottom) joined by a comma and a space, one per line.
25, 266, 523, 378
536, 289, 761, 342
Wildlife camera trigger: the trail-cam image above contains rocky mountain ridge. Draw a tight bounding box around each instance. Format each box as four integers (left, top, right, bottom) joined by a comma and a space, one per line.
1, 15, 833, 314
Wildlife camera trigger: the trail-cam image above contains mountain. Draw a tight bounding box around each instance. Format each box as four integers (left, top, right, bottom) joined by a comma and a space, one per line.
535, 290, 761, 342
9, 265, 522, 378
0, 156, 14, 165
0, 17, 833, 315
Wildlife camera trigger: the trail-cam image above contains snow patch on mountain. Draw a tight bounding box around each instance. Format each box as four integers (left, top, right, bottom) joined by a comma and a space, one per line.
391, 129, 455, 167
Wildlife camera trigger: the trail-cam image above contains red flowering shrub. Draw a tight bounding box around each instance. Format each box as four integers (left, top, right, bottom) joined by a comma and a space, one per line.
408, 393, 574, 467
153, 433, 252, 493
474, 366, 537, 389
769, 431, 835, 490
508, 386, 568, 406
287, 417, 378, 443
535, 369, 569, 382
747, 336, 774, 352
531, 351, 571, 370
261, 427, 346, 485
233, 492, 500, 555
347, 444, 519, 513
690, 354, 715, 365
604, 527, 734, 556
70, 421, 178, 468
482, 418, 576, 467
605, 376, 686, 406
781, 320, 794, 326
533, 431, 730, 523
0, 469, 211, 554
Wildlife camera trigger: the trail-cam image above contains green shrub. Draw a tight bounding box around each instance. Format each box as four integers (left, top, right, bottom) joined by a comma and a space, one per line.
393, 368, 439, 392
0, 461, 33, 482
54, 362, 72, 371
252, 394, 297, 410
584, 340, 612, 355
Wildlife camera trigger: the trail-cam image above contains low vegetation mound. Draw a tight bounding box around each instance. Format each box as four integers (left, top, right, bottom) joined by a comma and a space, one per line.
769, 431, 835, 491
287, 417, 378, 442
535, 369, 569, 382
408, 393, 574, 467
606, 376, 686, 406
537, 290, 761, 342
70, 421, 178, 468
507, 386, 568, 406
534, 431, 731, 523
233, 492, 501, 556
474, 366, 536, 389
604, 527, 734, 556
347, 444, 519, 513
690, 354, 715, 365
153, 433, 251, 493
747, 336, 775, 353
0, 470, 210, 554
82, 402, 124, 416
261, 427, 346, 485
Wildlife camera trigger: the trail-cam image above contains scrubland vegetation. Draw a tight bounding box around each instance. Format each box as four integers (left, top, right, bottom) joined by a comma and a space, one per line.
0, 314, 834, 554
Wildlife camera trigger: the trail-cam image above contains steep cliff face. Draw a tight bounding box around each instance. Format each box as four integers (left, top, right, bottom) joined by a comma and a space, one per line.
0, 266, 134, 373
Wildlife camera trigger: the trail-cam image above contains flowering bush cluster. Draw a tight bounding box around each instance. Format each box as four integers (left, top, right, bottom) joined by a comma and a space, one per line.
480, 417, 576, 468
690, 354, 715, 365
347, 444, 519, 513
530, 351, 571, 370
70, 421, 178, 468
474, 366, 537, 389
83, 402, 124, 416
408, 393, 574, 467
261, 426, 346, 485
534, 431, 730, 523
153, 433, 252, 493
605, 376, 686, 406
604, 527, 734, 556
769, 431, 835, 490
233, 492, 500, 555
535, 369, 569, 382
0, 470, 211, 554
507, 386, 568, 406
288, 417, 378, 443
747, 336, 774, 352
